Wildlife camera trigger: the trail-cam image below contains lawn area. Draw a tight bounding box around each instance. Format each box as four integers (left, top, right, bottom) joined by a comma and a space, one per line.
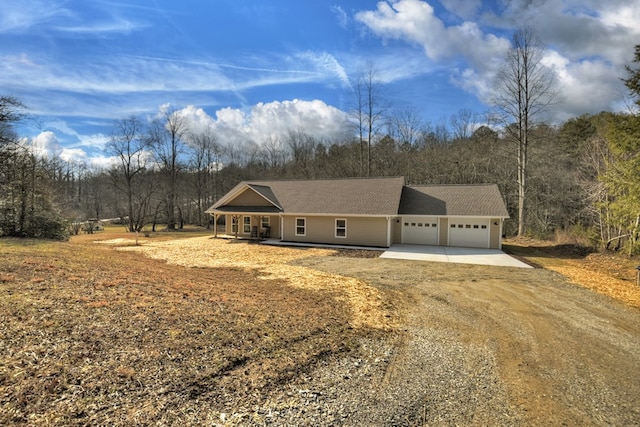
0, 232, 393, 425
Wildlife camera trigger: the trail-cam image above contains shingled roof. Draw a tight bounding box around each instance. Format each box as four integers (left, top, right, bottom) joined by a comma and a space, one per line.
207, 178, 509, 218
399, 184, 509, 217
208, 176, 405, 216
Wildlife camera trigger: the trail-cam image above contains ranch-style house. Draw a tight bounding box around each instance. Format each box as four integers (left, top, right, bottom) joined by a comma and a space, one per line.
205, 176, 509, 249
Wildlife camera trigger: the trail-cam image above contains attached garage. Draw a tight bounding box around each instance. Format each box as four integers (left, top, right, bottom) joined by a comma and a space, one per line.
398, 185, 509, 250
448, 218, 490, 248
401, 216, 439, 245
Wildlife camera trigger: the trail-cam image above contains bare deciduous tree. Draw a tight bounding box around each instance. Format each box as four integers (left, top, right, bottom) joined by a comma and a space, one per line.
261, 136, 287, 171
449, 107, 478, 141
492, 26, 557, 236
107, 116, 152, 232
351, 63, 387, 177
188, 125, 222, 226
286, 130, 317, 179
0, 96, 24, 146
388, 107, 424, 146
149, 107, 188, 230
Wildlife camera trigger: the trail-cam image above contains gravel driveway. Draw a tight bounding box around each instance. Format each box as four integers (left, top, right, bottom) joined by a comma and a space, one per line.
266, 255, 640, 426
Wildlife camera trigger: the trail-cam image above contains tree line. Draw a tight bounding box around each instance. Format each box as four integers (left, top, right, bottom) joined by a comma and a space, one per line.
1, 38, 638, 255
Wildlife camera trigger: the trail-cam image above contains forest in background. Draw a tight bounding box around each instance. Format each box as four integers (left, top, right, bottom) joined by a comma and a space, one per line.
1, 40, 639, 254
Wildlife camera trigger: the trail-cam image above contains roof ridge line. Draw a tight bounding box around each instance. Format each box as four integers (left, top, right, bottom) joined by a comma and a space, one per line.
244, 176, 405, 183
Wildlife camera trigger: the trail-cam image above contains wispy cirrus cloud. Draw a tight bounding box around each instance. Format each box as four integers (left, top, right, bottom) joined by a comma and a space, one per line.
0, 1, 70, 33
1, 1, 149, 37
330, 5, 349, 29
1, 49, 352, 120
293, 51, 350, 86
53, 17, 149, 35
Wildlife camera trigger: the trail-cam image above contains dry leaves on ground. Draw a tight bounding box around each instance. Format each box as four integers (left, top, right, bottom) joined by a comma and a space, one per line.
113, 237, 396, 330
505, 239, 640, 309
1, 235, 380, 426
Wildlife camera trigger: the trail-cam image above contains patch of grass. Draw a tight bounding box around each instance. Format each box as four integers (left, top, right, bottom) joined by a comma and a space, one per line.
0, 235, 370, 425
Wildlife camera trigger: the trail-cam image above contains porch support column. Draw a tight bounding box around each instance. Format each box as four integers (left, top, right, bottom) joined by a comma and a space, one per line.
253, 215, 261, 239
232, 214, 240, 240
386, 216, 391, 247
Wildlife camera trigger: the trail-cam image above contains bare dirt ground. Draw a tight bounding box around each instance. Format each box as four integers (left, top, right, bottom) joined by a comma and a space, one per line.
2, 232, 640, 425
296, 253, 640, 425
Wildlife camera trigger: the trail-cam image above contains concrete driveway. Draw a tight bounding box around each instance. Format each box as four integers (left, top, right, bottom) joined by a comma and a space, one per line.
380, 244, 532, 268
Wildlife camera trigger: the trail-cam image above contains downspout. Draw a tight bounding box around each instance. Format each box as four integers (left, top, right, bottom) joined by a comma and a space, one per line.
386, 216, 391, 247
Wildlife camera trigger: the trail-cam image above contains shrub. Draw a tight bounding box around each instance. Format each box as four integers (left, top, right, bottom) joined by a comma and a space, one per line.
29, 213, 69, 241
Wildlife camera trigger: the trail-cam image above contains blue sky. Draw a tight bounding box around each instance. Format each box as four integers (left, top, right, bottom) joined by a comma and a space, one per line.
2, 0, 639, 165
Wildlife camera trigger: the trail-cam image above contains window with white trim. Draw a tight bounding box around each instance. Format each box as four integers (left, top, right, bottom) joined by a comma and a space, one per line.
295, 217, 306, 236
335, 218, 347, 238
231, 216, 238, 233
261, 216, 270, 229
243, 216, 251, 233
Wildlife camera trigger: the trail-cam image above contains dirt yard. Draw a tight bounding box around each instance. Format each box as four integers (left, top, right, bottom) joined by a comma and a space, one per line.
1, 232, 640, 425
295, 253, 640, 425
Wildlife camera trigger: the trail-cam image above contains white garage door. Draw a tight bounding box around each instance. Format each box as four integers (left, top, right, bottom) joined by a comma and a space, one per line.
402, 217, 439, 245
449, 219, 490, 248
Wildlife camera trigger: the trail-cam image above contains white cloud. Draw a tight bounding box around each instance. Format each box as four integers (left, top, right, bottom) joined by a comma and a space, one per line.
79, 133, 109, 151
356, 0, 638, 121
60, 148, 88, 163
30, 131, 62, 158
330, 5, 349, 28
45, 120, 109, 151
176, 99, 352, 148
1, 1, 147, 36
28, 131, 93, 163
46, 120, 78, 136
54, 17, 149, 35
295, 51, 350, 86
478, 1, 640, 67
439, 0, 481, 20
356, 1, 505, 61
0, 1, 69, 33
0, 51, 351, 120
88, 155, 121, 170
545, 53, 628, 120
355, 0, 509, 75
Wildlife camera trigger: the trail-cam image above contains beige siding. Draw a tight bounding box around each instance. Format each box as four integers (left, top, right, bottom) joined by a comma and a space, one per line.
260, 215, 280, 239
439, 217, 449, 246
392, 217, 402, 244
489, 218, 501, 249
283, 216, 389, 247
227, 189, 271, 206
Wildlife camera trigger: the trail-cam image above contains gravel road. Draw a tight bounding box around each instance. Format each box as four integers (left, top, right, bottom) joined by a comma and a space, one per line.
237, 256, 640, 426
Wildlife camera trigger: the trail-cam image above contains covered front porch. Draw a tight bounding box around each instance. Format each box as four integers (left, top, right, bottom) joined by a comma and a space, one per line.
210, 211, 282, 241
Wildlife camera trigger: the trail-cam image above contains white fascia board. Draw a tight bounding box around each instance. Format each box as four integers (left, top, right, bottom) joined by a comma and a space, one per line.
429, 215, 509, 219
281, 213, 390, 218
